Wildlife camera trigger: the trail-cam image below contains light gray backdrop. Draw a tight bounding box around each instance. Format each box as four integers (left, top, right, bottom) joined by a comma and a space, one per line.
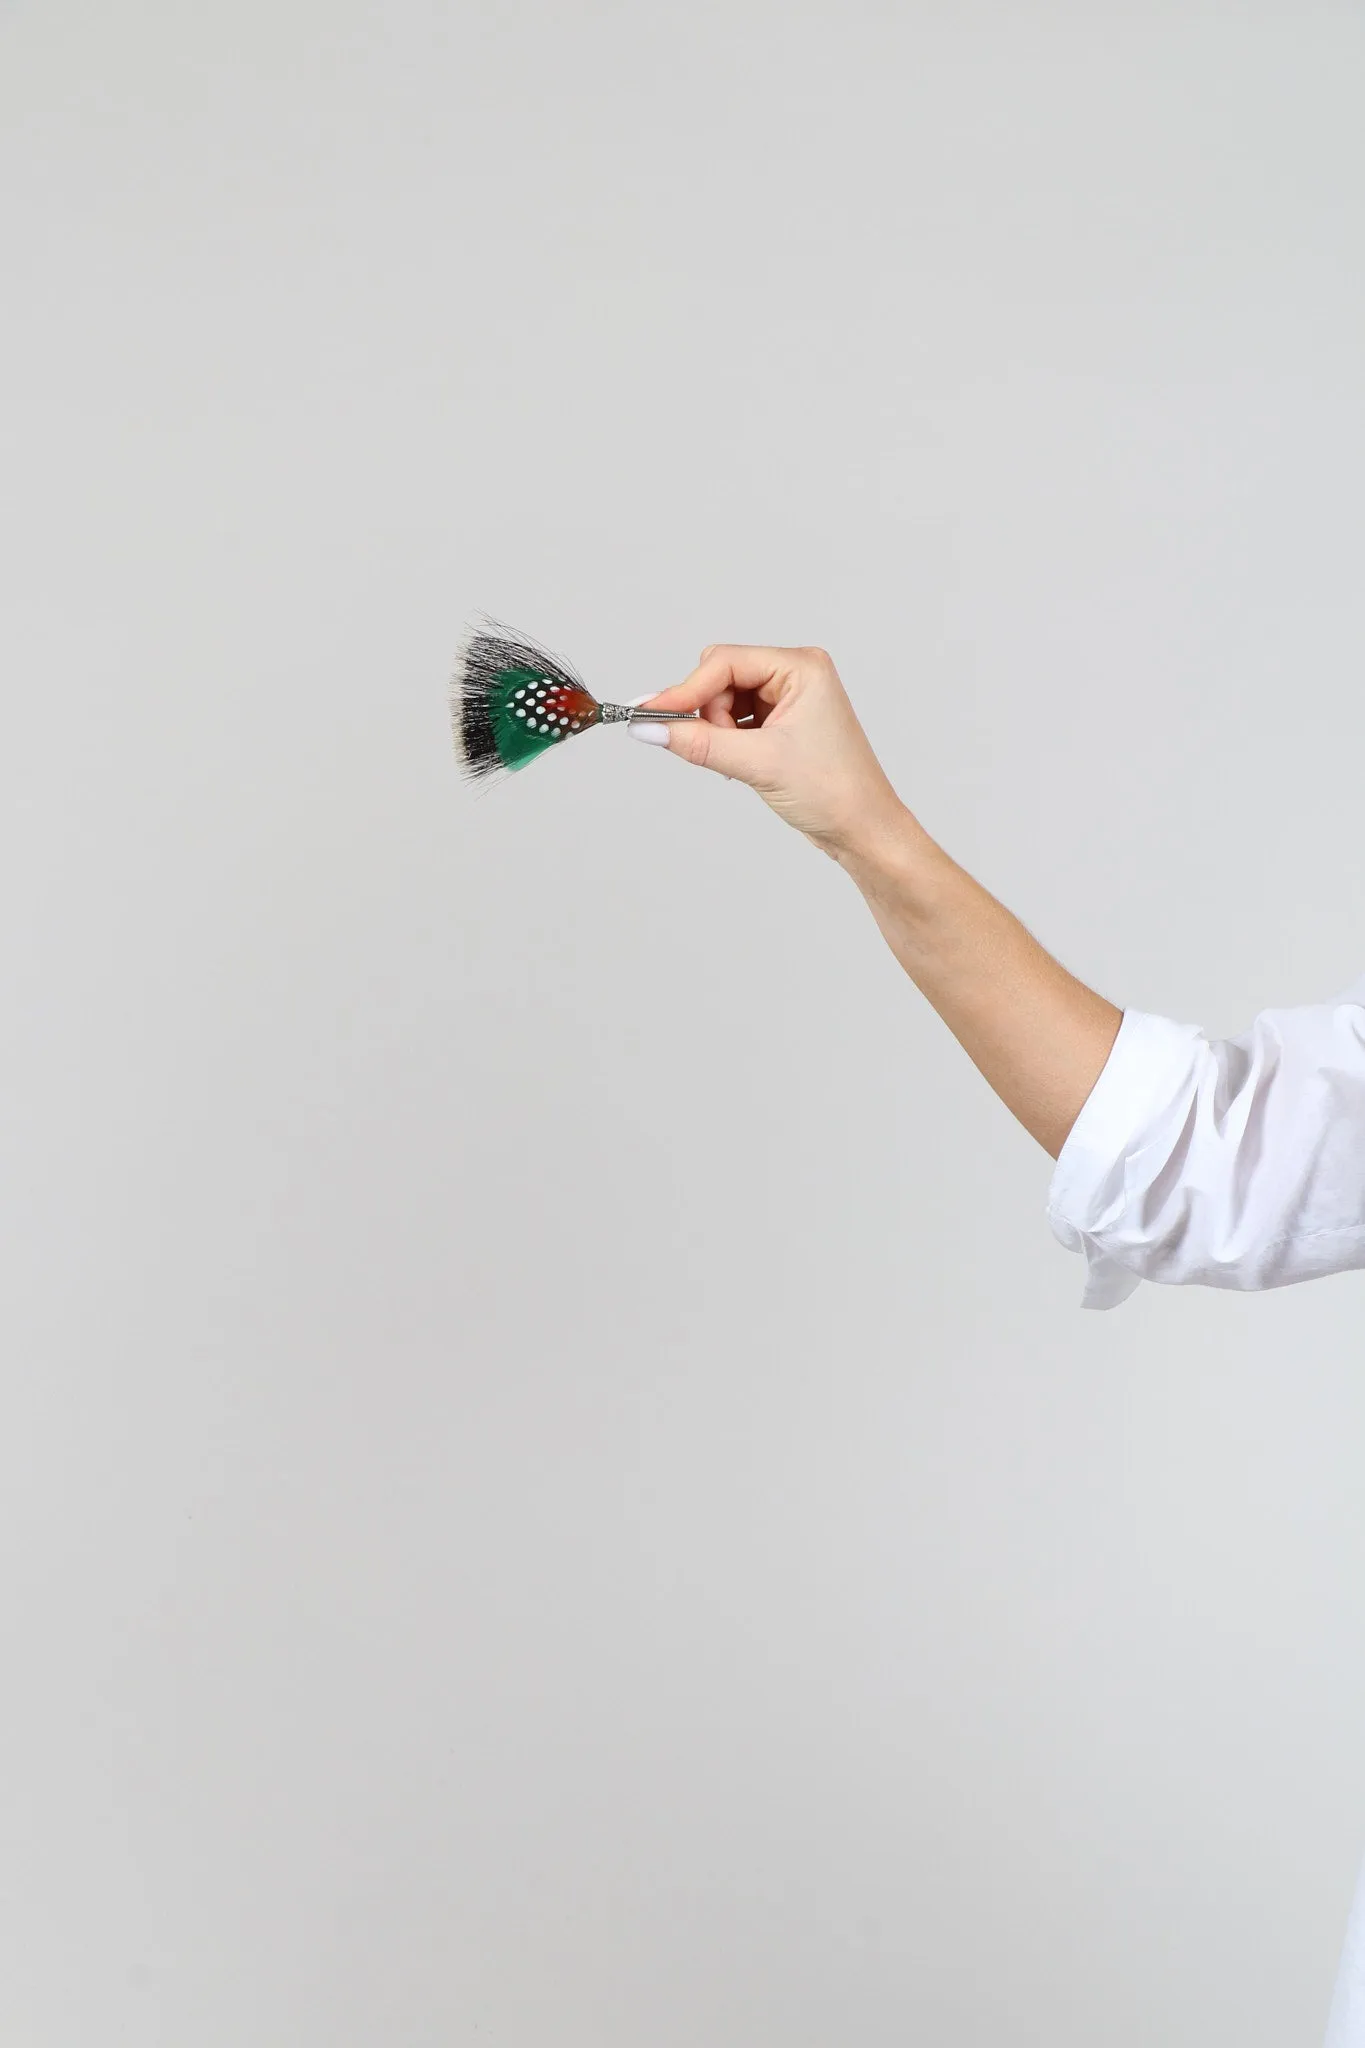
2, 2, 1363, 2042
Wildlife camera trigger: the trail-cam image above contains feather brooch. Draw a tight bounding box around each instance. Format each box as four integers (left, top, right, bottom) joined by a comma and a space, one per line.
450, 619, 697, 782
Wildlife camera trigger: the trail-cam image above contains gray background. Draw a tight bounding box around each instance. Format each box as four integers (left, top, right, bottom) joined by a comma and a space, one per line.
2, 2, 1363, 2041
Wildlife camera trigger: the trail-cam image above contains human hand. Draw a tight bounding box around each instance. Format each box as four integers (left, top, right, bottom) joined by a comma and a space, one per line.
628, 644, 908, 863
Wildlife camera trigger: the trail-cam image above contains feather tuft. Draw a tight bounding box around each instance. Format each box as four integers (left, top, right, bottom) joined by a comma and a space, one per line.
450, 617, 602, 781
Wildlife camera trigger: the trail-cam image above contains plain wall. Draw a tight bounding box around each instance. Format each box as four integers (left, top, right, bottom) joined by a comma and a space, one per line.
2, 2, 1364, 2041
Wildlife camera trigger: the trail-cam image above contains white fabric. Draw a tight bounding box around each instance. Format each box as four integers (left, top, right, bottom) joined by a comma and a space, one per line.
1045, 971, 1365, 2041
1326, 1857, 1365, 2048
1046, 971, 1365, 1311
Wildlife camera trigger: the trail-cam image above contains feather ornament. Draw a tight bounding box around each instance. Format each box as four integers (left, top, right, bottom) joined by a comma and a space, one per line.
450, 619, 697, 782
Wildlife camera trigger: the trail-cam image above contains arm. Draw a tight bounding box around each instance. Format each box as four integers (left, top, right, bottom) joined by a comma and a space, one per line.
631, 642, 1122, 1158
836, 816, 1122, 1160
633, 644, 1365, 1309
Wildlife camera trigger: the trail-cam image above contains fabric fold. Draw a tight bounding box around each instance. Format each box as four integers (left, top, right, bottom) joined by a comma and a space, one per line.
1044, 981, 1365, 1310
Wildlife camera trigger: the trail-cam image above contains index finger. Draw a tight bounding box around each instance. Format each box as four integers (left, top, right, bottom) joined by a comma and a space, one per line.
633, 645, 795, 715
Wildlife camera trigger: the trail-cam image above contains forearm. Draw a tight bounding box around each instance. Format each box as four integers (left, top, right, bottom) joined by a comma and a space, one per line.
836, 803, 1123, 1159
634, 644, 1125, 1155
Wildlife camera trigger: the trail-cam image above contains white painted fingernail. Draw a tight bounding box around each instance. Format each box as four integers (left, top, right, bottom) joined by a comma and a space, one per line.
628, 719, 670, 746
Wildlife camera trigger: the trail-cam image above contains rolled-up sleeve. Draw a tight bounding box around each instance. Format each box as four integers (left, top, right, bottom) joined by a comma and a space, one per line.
1046, 975, 1365, 1310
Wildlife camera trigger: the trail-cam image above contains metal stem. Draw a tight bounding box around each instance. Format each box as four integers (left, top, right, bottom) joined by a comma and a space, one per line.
599, 702, 701, 724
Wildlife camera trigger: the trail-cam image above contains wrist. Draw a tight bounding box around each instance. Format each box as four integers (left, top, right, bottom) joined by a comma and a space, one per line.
831, 796, 938, 888
836, 806, 965, 948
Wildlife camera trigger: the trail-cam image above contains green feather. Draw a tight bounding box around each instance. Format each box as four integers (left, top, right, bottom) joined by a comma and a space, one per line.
452, 622, 602, 781
489, 666, 566, 770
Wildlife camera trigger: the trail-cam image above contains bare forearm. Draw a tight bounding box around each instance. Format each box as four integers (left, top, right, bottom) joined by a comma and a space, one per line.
836, 803, 1123, 1159
632, 646, 1124, 1152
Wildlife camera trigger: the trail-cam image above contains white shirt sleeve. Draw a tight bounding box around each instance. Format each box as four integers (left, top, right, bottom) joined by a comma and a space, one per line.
1045, 972, 1365, 1310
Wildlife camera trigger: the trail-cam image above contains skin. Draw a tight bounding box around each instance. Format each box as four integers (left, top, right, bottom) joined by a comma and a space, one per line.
632, 645, 1123, 1161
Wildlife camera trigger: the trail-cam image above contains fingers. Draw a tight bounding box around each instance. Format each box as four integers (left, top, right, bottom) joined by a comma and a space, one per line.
635, 645, 799, 716
629, 707, 757, 780
632, 682, 735, 725
698, 644, 814, 692
731, 686, 767, 728
660, 713, 757, 781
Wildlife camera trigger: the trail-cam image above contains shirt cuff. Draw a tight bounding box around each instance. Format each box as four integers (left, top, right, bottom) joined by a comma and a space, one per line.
1045, 1007, 1207, 1310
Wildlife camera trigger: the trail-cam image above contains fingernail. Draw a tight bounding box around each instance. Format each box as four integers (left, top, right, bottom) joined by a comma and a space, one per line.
627, 691, 659, 707
628, 720, 670, 747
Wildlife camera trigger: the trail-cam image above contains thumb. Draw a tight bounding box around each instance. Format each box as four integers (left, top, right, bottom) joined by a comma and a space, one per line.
642, 714, 758, 782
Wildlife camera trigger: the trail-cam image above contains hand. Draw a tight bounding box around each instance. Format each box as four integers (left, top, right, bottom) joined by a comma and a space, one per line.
629, 643, 908, 863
